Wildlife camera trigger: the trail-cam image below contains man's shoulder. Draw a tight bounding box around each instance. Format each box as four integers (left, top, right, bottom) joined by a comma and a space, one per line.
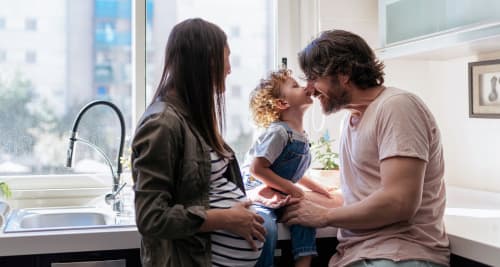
381, 87, 411, 99
378, 87, 425, 109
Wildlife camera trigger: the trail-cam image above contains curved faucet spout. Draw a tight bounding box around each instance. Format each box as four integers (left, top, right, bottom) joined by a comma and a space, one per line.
65, 100, 126, 212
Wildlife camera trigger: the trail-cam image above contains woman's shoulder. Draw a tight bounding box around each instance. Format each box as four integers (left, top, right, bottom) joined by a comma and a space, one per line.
136, 101, 185, 135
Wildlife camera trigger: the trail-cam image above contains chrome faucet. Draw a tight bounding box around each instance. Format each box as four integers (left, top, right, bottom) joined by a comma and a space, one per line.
65, 100, 126, 214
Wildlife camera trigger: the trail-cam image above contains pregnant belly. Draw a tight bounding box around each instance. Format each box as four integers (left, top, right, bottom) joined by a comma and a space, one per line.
211, 230, 263, 267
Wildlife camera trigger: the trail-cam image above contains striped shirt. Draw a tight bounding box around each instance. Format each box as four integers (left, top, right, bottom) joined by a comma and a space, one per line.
209, 151, 263, 267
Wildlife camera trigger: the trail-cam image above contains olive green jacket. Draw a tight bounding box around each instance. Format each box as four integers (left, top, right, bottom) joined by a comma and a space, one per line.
131, 97, 245, 267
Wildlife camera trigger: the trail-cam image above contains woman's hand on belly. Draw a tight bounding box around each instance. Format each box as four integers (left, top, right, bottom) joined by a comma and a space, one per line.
223, 201, 266, 251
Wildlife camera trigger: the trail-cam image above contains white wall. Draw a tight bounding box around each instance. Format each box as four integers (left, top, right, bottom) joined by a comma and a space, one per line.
384, 53, 500, 192
304, 0, 378, 145
315, 0, 500, 192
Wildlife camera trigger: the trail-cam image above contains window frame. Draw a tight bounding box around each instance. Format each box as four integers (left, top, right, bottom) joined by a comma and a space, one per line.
2, 0, 319, 180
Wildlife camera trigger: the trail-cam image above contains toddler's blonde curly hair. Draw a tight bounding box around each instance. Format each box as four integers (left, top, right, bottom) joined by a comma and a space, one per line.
249, 69, 292, 128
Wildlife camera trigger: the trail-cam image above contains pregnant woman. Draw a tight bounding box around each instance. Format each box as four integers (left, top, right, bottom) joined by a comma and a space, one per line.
131, 18, 265, 267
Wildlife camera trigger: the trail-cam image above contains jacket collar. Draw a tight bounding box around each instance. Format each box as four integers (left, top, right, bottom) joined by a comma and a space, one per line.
162, 94, 190, 118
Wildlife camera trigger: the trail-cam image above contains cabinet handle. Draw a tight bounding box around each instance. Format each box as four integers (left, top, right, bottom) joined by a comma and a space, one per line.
51, 259, 125, 267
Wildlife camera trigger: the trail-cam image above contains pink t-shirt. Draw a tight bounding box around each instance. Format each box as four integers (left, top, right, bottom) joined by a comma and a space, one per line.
330, 87, 450, 267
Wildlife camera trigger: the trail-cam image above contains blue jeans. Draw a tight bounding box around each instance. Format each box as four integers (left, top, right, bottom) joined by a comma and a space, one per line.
254, 204, 317, 265
255, 209, 278, 267
247, 122, 315, 266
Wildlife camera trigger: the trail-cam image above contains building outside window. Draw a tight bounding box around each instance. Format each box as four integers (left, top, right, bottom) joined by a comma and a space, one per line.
0, 0, 132, 175
25, 50, 36, 63
0, 50, 6, 63
231, 26, 240, 38
231, 85, 242, 98
231, 55, 241, 68
0, 0, 276, 176
146, 0, 276, 161
25, 17, 37, 31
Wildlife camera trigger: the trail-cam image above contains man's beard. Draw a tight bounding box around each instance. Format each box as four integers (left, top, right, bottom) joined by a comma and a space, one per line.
321, 87, 351, 115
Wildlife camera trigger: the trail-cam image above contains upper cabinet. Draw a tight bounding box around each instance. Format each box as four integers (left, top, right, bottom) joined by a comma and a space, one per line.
377, 0, 500, 60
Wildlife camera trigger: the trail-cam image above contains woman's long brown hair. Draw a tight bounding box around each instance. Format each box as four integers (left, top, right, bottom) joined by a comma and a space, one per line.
152, 18, 229, 158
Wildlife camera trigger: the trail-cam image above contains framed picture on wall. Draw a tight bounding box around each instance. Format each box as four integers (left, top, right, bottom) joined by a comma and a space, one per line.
469, 59, 500, 118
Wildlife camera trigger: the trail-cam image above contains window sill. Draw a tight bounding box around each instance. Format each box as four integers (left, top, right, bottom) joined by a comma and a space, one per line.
2, 173, 132, 209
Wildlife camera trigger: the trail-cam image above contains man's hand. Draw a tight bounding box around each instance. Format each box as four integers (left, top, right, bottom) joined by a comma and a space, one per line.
247, 185, 290, 209
280, 198, 331, 228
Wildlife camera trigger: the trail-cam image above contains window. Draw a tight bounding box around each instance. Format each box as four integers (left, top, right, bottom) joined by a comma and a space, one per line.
0, 0, 132, 176
25, 50, 36, 63
231, 85, 242, 98
0, 50, 6, 63
0, 17, 5, 30
25, 18, 37, 31
146, 0, 276, 161
231, 55, 241, 68
0, 0, 277, 177
230, 26, 240, 38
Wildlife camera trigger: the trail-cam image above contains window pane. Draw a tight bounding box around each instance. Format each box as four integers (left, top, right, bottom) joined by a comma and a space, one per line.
0, 17, 6, 30
0, 0, 133, 175
24, 18, 37, 31
146, 0, 276, 161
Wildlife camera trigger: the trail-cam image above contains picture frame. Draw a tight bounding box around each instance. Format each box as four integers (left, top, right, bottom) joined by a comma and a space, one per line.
469, 59, 500, 118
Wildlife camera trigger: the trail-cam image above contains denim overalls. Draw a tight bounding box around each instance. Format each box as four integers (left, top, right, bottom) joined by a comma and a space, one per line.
245, 121, 316, 266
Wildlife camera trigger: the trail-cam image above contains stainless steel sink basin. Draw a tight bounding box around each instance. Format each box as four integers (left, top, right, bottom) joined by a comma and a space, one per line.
3, 207, 133, 233
20, 210, 111, 229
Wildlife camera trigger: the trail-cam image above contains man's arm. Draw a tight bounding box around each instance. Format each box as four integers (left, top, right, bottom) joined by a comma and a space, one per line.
282, 156, 425, 229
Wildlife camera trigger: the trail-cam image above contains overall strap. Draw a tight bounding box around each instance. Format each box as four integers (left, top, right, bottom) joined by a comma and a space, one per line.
274, 121, 293, 144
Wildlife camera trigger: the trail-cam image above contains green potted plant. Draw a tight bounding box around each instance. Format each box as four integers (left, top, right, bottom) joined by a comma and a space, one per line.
309, 130, 340, 187
0, 181, 12, 199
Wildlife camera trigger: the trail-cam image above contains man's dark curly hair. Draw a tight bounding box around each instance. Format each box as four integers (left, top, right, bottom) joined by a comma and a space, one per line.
298, 30, 385, 89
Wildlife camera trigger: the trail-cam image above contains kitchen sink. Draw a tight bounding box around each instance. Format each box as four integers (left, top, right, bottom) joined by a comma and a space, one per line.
3, 206, 133, 233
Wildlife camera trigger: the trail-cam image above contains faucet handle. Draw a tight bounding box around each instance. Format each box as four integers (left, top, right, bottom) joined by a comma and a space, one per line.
105, 182, 127, 205
115, 182, 127, 195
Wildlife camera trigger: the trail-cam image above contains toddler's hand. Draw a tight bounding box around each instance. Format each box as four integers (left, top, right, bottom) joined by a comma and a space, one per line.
289, 185, 305, 199
311, 185, 333, 199
247, 185, 290, 209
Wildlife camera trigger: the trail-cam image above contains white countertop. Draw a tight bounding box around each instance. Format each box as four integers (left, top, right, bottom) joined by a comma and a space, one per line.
0, 226, 141, 256
1, 186, 499, 266
444, 186, 500, 266
0, 224, 337, 257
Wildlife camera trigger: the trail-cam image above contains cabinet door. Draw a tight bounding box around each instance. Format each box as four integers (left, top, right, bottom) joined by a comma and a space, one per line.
274, 237, 339, 267
451, 254, 490, 267
38, 249, 140, 267
0, 255, 36, 267
381, 0, 500, 45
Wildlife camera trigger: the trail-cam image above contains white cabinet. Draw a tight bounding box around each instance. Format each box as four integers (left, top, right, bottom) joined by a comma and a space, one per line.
378, 0, 500, 59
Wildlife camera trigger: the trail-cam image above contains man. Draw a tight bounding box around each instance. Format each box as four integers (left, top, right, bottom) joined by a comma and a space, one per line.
281, 30, 450, 267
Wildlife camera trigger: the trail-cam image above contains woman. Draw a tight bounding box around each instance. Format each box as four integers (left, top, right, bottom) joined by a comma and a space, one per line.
131, 18, 265, 267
